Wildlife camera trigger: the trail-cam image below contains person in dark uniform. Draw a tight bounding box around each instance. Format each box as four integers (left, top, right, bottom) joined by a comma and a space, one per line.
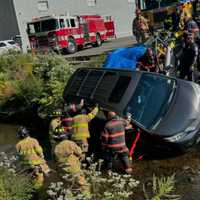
183, 16, 200, 40
179, 33, 198, 81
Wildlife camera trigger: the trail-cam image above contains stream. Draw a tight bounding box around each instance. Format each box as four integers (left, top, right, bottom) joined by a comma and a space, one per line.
0, 123, 200, 199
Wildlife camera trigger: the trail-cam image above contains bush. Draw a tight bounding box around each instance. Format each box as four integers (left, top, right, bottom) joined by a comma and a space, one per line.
143, 174, 181, 200
46, 158, 140, 200
0, 167, 33, 200
0, 152, 33, 200
0, 52, 105, 118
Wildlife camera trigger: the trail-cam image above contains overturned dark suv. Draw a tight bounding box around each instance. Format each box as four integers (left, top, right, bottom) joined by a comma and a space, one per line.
63, 67, 200, 153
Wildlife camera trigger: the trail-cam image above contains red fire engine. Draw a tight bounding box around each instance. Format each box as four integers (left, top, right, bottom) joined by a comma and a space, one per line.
27, 14, 115, 54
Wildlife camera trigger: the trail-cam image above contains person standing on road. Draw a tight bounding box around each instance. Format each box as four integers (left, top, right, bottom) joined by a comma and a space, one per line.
132, 8, 149, 43
101, 111, 132, 175
179, 33, 198, 81
183, 16, 200, 41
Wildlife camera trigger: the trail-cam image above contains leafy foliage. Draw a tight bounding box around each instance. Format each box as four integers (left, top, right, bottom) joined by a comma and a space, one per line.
0, 167, 33, 200
46, 157, 139, 200
143, 174, 181, 200
0, 152, 33, 200
0, 52, 105, 118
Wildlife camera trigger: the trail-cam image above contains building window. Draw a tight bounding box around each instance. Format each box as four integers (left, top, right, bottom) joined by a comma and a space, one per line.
87, 0, 96, 7
38, 1, 49, 11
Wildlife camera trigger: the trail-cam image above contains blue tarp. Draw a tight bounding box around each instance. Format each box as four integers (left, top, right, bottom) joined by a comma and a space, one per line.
103, 45, 147, 70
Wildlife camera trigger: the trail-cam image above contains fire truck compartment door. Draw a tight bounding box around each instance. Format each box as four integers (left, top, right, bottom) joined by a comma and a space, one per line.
82, 23, 90, 41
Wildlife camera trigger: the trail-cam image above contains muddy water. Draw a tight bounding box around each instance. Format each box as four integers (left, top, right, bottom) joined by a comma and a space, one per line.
0, 123, 18, 152
0, 123, 200, 199
133, 145, 200, 200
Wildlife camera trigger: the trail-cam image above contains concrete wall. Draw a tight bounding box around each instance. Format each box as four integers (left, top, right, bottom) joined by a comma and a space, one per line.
12, 0, 136, 51
0, 0, 19, 40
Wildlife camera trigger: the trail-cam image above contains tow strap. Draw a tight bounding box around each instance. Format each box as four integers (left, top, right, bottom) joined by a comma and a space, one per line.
129, 130, 141, 161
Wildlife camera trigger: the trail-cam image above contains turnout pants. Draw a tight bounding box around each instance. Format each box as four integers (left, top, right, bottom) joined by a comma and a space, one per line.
104, 150, 131, 172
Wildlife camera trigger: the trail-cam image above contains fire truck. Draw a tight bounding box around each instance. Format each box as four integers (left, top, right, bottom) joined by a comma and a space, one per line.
103, 15, 116, 39
27, 14, 115, 54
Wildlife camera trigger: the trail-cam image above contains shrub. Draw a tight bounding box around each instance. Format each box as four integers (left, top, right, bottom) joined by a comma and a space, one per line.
46, 158, 140, 200
0, 167, 33, 200
0, 152, 33, 200
143, 174, 181, 200
0, 52, 105, 118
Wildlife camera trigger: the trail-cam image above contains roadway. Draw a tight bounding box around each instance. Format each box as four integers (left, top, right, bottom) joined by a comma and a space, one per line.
64, 36, 136, 58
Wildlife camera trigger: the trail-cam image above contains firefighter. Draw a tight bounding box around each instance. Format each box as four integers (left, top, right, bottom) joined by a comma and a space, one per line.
71, 104, 99, 155
179, 33, 198, 81
49, 100, 84, 143
164, 6, 182, 32
49, 109, 63, 148
101, 111, 132, 175
183, 15, 200, 40
60, 112, 74, 138
16, 126, 51, 189
54, 137, 89, 194
64, 99, 84, 116
52, 111, 74, 141
132, 8, 150, 43
137, 47, 157, 72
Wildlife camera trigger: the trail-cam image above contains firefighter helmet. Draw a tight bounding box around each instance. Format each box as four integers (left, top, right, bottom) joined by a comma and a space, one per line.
17, 126, 29, 138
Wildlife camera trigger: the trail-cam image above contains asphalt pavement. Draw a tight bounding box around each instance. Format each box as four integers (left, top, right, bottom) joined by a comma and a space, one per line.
64, 36, 136, 58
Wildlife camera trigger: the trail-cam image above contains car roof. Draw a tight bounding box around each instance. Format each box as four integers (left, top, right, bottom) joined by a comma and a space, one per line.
63, 68, 177, 128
